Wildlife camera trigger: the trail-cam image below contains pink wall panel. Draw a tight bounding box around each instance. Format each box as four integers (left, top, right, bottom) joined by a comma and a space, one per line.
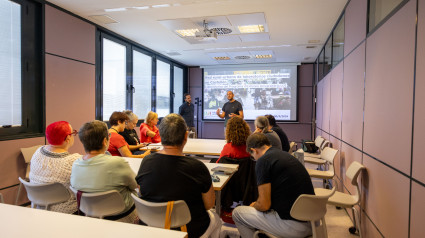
363, 155, 409, 238
321, 74, 331, 133
279, 123, 311, 142
344, 0, 367, 56
342, 42, 365, 150
299, 64, 314, 87
298, 87, 313, 124
360, 213, 384, 238
45, 5, 95, 64
412, 0, 425, 184
45, 54, 95, 154
316, 81, 323, 130
0, 137, 45, 188
410, 181, 425, 238
329, 63, 343, 139
363, 0, 416, 174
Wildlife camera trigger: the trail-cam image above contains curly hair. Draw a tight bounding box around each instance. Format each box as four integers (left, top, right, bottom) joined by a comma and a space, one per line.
225, 117, 251, 146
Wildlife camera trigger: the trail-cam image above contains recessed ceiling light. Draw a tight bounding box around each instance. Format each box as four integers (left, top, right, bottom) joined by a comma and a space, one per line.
173, 3, 182, 7
104, 8, 127, 12
89, 15, 118, 24
308, 40, 320, 43
152, 4, 170, 8
213, 56, 230, 60
175, 29, 200, 37
238, 25, 265, 34
132, 6, 149, 10
255, 54, 273, 59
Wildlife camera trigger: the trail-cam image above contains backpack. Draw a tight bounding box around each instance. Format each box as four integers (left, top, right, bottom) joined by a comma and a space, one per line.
302, 140, 318, 153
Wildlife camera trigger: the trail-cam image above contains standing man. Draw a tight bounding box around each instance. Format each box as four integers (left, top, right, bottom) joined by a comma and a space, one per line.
232, 133, 314, 238
216, 91, 244, 128
179, 93, 196, 138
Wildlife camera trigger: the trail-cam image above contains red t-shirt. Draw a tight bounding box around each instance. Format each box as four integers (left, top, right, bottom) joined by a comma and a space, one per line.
108, 133, 129, 156
139, 123, 161, 143
218, 142, 251, 162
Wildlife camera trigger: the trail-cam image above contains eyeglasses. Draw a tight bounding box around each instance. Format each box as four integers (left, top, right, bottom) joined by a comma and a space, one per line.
65, 129, 78, 141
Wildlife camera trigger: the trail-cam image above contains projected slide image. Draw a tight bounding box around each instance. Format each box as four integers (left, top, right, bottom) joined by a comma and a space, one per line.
203, 65, 297, 121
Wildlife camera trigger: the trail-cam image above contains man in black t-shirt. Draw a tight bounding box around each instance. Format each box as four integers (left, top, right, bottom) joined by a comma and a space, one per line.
135, 114, 221, 238
232, 133, 314, 238
265, 114, 290, 152
178, 93, 196, 138
216, 91, 243, 128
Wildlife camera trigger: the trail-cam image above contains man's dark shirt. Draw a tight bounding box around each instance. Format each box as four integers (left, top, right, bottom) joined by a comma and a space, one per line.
271, 125, 290, 152
256, 148, 314, 220
222, 100, 243, 126
136, 153, 212, 237
119, 128, 140, 145
179, 102, 195, 127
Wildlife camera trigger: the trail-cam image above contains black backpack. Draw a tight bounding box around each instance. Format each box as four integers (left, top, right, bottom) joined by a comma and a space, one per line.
302, 140, 318, 153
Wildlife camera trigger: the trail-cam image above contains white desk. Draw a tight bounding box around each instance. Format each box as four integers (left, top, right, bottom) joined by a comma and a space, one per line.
123, 157, 238, 214
141, 139, 226, 156
0, 203, 187, 238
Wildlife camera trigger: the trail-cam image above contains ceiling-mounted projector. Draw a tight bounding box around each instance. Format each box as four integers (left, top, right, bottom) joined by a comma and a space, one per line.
195, 20, 217, 41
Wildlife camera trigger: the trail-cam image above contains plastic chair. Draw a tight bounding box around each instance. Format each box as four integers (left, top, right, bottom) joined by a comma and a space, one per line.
69, 186, 126, 219
304, 139, 330, 166
288, 142, 297, 154
254, 187, 336, 238
131, 193, 191, 230
307, 147, 338, 188
19, 177, 70, 210
15, 145, 42, 205
315, 161, 366, 237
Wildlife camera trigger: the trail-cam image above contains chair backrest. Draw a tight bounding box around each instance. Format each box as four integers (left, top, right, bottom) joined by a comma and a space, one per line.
290, 187, 336, 238
288, 142, 297, 154
20, 145, 42, 178
320, 140, 330, 151
69, 186, 126, 218
346, 161, 366, 203
314, 136, 325, 148
131, 193, 191, 228
19, 177, 70, 209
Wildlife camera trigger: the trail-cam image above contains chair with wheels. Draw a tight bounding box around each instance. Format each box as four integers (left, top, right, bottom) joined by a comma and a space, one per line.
307, 147, 338, 189
69, 186, 126, 219
254, 187, 336, 238
19, 177, 70, 210
315, 161, 366, 237
15, 145, 42, 205
131, 193, 191, 231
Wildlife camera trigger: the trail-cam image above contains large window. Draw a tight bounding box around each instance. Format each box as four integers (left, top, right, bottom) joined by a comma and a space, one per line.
173, 66, 184, 113
332, 16, 344, 67
0, 0, 43, 140
97, 33, 186, 121
133, 50, 152, 119
369, 0, 405, 32
102, 38, 127, 120
156, 60, 171, 117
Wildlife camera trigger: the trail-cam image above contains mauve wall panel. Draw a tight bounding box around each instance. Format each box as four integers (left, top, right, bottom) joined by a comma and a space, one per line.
299, 64, 314, 87
412, 0, 425, 184
321, 74, 331, 133
316, 81, 323, 129
361, 212, 384, 238
280, 124, 311, 143
45, 55, 95, 154
45, 5, 95, 64
329, 63, 343, 139
363, 155, 409, 238
363, 0, 415, 175
298, 87, 313, 123
342, 42, 365, 150
410, 181, 425, 238
344, 0, 367, 56
201, 122, 225, 139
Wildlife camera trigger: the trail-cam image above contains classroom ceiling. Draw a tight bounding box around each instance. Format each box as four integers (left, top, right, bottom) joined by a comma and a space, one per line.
46, 0, 348, 66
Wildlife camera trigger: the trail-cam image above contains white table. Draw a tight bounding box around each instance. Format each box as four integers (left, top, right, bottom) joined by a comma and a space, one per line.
0, 203, 187, 238
123, 157, 238, 214
141, 139, 226, 156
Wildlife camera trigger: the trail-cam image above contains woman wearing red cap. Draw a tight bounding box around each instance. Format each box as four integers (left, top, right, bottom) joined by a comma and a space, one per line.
29, 121, 80, 214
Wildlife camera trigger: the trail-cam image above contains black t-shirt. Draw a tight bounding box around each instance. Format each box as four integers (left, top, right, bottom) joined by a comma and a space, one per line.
256, 148, 314, 220
222, 100, 243, 126
178, 102, 195, 127
136, 153, 212, 237
119, 128, 140, 146
271, 125, 290, 152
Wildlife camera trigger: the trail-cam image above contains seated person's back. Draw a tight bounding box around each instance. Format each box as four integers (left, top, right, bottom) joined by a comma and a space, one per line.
219, 117, 251, 162
29, 121, 80, 214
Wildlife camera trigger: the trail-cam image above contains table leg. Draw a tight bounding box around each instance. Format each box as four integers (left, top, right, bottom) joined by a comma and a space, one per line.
215, 190, 221, 215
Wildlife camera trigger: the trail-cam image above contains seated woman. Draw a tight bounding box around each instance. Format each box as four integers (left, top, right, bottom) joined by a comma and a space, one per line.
254, 116, 282, 150
29, 121, 80, 214
71, 120, 138, 223
119, 110, 147, 154
217, 117, 251, 163
108, 111, 150, 158
139, 111, 161, 143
